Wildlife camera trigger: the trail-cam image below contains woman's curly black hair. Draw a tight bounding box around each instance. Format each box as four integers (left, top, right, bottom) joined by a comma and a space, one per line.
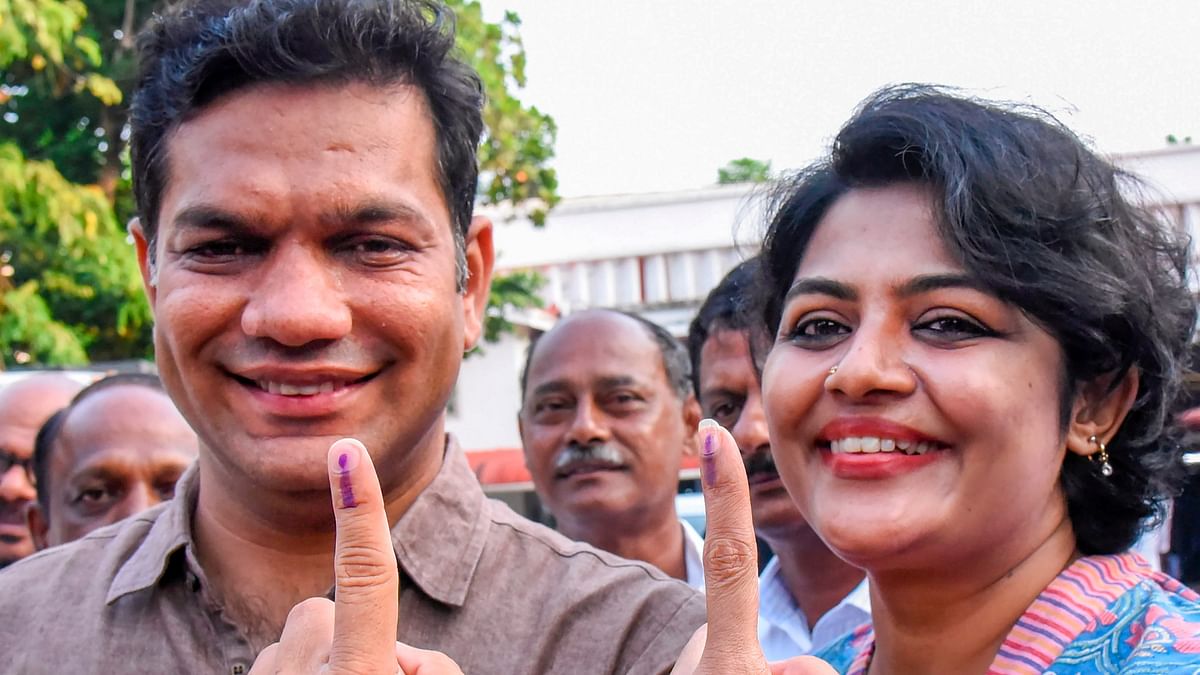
758, 84, 1197, 555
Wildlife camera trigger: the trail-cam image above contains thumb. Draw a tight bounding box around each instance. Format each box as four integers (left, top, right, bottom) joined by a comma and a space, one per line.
326, 438, 401, 674
695, 418, 768, 673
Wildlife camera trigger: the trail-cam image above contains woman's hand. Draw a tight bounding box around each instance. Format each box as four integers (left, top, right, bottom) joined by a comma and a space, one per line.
672, 421, 837, 675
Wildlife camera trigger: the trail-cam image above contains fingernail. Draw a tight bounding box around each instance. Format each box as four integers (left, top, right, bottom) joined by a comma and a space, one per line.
330, 438, 364, 508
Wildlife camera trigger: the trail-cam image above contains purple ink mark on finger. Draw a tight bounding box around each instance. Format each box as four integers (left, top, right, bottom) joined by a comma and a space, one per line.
701, 429, 718, 487
338, 452, 356, 508
702, 452, 717, 488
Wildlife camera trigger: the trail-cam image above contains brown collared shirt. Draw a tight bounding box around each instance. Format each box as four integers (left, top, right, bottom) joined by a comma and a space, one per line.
0, 437, 705, 674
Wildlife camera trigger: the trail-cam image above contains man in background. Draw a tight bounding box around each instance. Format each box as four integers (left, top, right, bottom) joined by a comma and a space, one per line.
0, 374, 82, 568
26, 373, 198, 549
520, 309, 705, 588
688, 259, 869, 658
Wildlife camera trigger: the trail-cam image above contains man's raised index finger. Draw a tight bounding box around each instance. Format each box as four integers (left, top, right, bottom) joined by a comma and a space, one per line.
326, 438, 401, 674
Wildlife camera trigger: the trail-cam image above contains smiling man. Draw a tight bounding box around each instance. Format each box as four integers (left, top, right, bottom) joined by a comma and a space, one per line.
520, 309, 705, 588
0, 2, 703, 672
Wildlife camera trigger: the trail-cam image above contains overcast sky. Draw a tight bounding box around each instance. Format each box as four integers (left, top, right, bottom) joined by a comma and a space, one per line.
485, 1, 1199, 198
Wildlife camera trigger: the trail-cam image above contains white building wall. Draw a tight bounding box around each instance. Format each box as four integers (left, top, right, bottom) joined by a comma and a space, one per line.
445, 331, 529, 451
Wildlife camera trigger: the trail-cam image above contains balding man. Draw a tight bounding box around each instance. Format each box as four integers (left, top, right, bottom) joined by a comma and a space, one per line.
0, 374, 83, 567
519, 309, 705, 588
26, 373, 199, 548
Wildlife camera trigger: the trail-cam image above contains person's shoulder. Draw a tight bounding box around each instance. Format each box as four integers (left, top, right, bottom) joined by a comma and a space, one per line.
812, 624, 872, 674
1120, 571, 1200, 663
483, 497, 698, 596
478, 499, 706, 672
0, 504, 165, 603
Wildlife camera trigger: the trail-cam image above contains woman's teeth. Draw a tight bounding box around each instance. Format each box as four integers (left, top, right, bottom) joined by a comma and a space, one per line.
829, 436, 932, 455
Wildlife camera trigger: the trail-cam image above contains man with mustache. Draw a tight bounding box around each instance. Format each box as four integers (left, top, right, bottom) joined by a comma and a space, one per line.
0, 1, 705, 672
0, 374, 82, 568
687, 259, 869, 659
520, 309, 706, 588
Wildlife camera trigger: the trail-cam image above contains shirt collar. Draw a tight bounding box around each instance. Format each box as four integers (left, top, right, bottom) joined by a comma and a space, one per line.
389, 435, 489, 607
106, 436, 489, 609
106, 462, 198, 604
680, 518, 706, 591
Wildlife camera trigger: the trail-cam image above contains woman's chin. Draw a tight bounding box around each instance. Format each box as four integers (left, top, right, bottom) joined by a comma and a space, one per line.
815, 516, 934, 570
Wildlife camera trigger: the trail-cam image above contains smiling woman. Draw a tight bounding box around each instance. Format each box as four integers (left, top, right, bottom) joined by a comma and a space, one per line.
755, 85, 1200, 673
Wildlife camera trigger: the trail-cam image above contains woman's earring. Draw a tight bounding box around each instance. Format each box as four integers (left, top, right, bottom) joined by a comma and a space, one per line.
1088, 435, 1113, 477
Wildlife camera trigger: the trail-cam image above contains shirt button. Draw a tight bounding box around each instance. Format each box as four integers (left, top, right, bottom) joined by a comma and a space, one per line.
231, 664, 247, 675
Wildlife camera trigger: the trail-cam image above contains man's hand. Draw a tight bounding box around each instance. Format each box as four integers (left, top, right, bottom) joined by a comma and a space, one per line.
673, 420, 836, 675
249, 438, 462, 674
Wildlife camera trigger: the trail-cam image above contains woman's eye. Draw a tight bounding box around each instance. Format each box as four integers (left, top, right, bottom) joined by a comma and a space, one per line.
787, 318, 851, 347
915, 316, 994, 341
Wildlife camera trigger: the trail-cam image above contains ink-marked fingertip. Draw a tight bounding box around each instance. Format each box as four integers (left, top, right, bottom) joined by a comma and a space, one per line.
329, 438, 366, 509
329, 437, 365, 475
699, 419, 721, 458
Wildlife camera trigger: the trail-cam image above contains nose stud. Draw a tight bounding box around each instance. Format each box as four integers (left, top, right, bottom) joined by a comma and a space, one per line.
827, 365, 839, 377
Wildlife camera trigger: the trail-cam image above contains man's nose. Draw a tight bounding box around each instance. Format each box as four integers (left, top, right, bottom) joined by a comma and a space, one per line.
731, 390, 771, 458
565, 401, 609, 446
241, 244, 353, 346
0, 465, 36, 502
824, 318, 918, 400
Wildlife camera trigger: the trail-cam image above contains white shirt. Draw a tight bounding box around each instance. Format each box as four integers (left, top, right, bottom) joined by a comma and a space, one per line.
681, 519, 706, 591
757, 556, 871, 661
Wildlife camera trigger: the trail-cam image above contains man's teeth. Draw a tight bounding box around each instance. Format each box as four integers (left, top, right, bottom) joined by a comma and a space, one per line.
256, 380, 341, 396
829, 437, 933, 455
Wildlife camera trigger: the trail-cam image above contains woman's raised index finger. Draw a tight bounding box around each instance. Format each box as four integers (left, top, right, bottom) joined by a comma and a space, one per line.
696, 419, 764, 660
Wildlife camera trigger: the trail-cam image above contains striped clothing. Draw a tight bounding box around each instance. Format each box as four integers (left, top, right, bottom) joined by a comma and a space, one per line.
818, 553, 1200, 673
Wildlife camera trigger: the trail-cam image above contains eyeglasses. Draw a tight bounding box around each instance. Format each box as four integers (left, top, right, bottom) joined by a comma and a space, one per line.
0, 449, 35, 486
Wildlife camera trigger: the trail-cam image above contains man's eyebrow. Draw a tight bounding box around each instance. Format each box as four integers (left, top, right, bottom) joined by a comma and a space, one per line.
784, 277, 857, 303
596, 376, 640, 390
321, 199, 432, 228
699, 386, 740, 404
172, 205, 255, 233
897, 273, 989, 297
529, 380, 572, 399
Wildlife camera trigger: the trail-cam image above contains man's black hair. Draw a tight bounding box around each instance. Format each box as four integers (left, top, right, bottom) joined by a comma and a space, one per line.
685, 258, 766, 397
130, 0, 485, 288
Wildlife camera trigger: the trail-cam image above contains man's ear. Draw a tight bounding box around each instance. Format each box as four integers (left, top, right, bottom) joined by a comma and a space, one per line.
1064, 369, 1139, 459
128, 217, 157, 310
25, 502, 49, 552
681, 394, 702, 457
461, 215, 495, 352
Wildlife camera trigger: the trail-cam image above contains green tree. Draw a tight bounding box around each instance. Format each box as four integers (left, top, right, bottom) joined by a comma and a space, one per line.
717, 157, 772, 184
0, 0, 553, 368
